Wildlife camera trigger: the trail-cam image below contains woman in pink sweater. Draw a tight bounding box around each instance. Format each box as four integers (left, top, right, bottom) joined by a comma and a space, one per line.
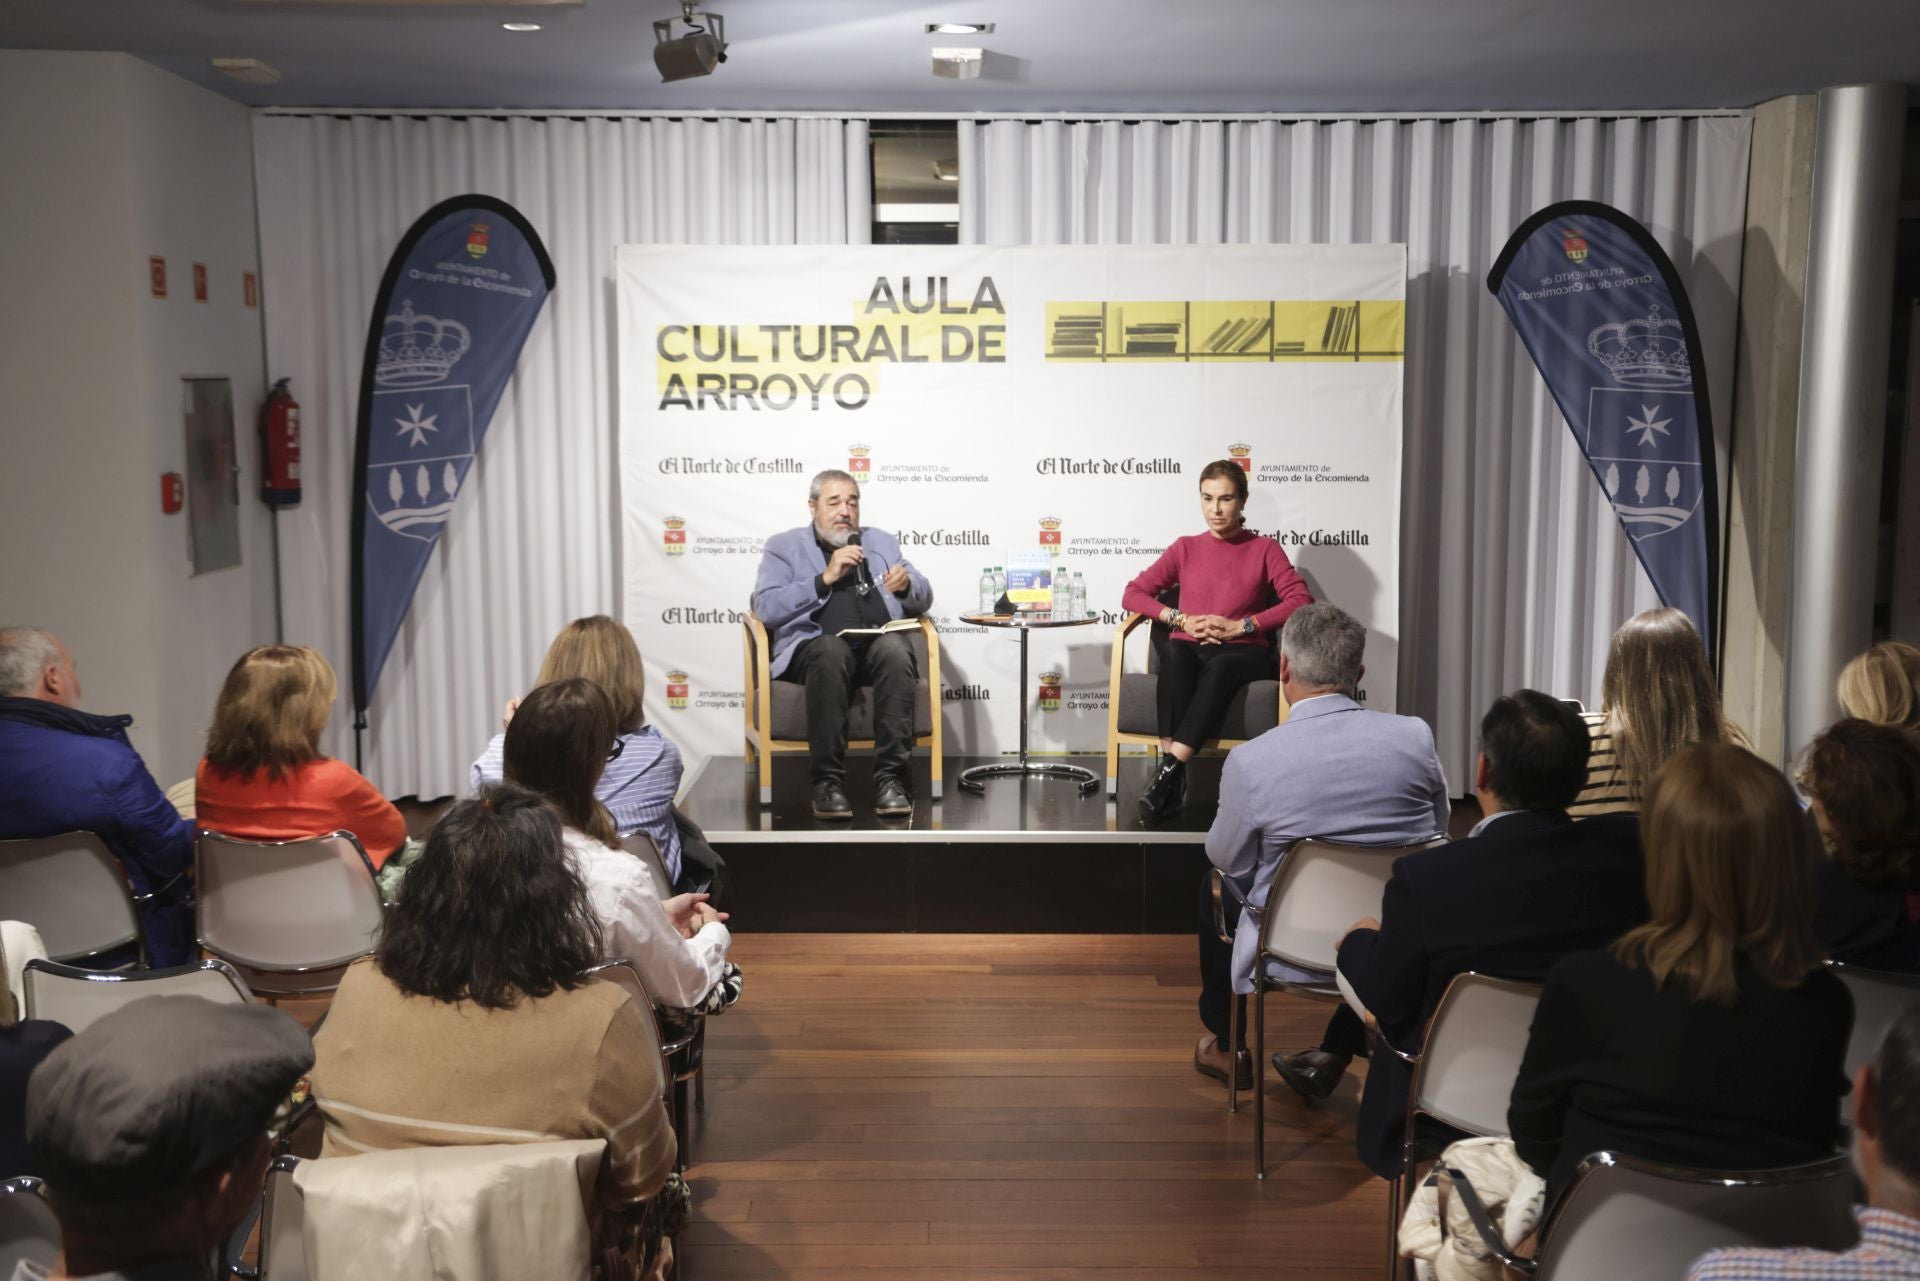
1120, 460, 1313, 819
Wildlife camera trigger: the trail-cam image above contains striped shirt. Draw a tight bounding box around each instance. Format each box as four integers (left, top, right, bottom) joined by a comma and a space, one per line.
1687, 1207, 1920, 1280
473, 725, 684, 883
1567, 711, 1637, 818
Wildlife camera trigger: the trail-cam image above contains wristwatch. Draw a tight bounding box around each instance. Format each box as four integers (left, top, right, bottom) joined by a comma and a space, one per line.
1241, 616, 1257, 636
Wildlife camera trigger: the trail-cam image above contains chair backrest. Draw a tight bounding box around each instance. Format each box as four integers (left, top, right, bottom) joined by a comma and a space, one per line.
1829, 961, 1920, 1121
292, 1140, 604, 1281
196, 830, 383, 975
22, 956, 253, 1037
1, 921, 49, 1023
1534, 1153, 1858, 1281
617, 832, 674, 902
1261, 837, 1445, 972
0, 832, 142, 964
1409, 973, 1542, 1137
0, 1177, 59, 1279
259, 1155, 309, 1281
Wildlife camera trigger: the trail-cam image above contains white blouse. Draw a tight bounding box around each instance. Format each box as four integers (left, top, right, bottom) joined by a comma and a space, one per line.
561, 826, 729, 1008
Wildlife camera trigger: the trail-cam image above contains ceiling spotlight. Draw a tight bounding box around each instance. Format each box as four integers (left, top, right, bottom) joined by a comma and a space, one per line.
932, 159, 959, 183
654, 0, 728, 82
926, 22, 994, 35
501, 21, 542, 31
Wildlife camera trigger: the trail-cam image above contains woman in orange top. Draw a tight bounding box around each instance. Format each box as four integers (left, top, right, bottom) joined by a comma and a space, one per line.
195, 645, 407, 868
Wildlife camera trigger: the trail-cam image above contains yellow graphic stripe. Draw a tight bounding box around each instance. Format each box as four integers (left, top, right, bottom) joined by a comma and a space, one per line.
1044, 299, 1405, 363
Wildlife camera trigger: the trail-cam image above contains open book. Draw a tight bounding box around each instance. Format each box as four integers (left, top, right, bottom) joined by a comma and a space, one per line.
834, 618, 921, 639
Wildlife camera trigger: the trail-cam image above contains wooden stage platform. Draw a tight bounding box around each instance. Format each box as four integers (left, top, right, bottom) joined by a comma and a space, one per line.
680, 754, 1222, 934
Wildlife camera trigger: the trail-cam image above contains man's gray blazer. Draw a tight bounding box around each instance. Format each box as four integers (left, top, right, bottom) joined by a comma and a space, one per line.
1206, 693, 1451, 993
751, 524, 932, 678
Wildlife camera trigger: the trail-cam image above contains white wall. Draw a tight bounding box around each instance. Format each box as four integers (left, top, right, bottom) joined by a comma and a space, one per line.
0, 51, 273, 783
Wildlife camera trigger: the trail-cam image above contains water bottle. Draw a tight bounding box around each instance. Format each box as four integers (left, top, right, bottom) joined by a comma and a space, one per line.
993, 564, 1006, 602
978, 567, 995, 614
1072, 571, 1087, 618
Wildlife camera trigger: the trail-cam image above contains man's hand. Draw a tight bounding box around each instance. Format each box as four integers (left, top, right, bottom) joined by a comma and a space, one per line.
1341, 916, 1382, 944
882, 562, 910, 595
501, 697, 521, 730
822, 544, 865, 586
661, 892, 728, 939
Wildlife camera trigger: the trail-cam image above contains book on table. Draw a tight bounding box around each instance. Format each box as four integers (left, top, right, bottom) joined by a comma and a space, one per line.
834, 617, 922, 639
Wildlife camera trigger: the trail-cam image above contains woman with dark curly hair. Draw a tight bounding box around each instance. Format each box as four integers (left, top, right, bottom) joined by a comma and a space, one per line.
310, 786, 675, 1205
1800, 718, 1920, 973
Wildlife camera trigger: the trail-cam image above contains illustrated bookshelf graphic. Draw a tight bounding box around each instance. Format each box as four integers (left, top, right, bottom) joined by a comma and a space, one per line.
1043, 299, 1405, 363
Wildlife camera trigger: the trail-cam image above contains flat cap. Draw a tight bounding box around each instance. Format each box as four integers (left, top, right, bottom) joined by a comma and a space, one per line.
27, 995, 313, 1202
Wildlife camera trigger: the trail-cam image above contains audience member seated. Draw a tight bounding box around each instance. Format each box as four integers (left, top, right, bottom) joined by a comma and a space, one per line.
1839, 641, 1920, 732
195, 644, 408, 869
1510, 743, 1852, 1203
1800, 719, 1920, 974
1570, 607, 1742, 817
1198, 602, 1450, 1093
310, 789, 676, 1210
0, 627, 196, 966
472, 615, 704, 892
22, 996, 311, 1280
1, 932, 70, 1179
1688, 1005, 1920, 1281
503, 679, 731, 1011
1119, 459, 1314, 820
1334, 690, 1647, 1178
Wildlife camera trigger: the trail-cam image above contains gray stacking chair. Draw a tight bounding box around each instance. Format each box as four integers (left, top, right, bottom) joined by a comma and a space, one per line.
22, 955, 253, 1036
0, 831, 148, 967
0, 1178, 58, 1279
618, 832, 676, 902
1827, 961, 1920, 1122
195, 830, 384, 996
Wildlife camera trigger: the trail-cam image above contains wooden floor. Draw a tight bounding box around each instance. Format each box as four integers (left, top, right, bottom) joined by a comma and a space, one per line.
681, 933, 1387, 1280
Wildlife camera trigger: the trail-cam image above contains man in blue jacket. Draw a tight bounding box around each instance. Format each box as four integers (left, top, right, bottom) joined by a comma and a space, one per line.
752, 470, 932, 820
0, 627, 195, 966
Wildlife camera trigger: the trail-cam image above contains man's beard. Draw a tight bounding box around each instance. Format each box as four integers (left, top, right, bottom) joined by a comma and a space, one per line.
816, 521, 855, 549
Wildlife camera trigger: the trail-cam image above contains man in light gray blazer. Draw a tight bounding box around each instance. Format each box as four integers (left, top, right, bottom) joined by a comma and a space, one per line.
1196, 602, 1450, 1091
752, 469, 932, 820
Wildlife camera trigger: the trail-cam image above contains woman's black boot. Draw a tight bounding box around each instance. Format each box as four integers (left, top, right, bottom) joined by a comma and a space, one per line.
1137, 753, 1188, 822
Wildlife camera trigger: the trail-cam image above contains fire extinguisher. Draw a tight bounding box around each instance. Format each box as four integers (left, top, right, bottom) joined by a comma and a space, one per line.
260, 378, 301, 508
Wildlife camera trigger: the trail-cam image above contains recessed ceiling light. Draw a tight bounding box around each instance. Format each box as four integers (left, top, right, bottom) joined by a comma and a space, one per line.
502, 21, 542, 31
927, 22, 994, 35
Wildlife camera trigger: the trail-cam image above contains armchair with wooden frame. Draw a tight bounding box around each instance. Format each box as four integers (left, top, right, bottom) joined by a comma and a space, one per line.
1105, 611, 1289, 796
741, 613, 944, 806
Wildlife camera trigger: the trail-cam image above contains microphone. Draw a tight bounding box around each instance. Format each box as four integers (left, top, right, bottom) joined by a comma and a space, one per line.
847, 529, 875, 595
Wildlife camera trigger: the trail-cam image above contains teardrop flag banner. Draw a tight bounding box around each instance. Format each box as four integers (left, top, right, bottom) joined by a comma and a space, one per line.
1488, 200, 1719, 660
350, 195, 555, 760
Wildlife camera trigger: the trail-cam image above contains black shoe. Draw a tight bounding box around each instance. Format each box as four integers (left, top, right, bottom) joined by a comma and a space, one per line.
1273, 1048, 1350, 1102
874, 775, 913, 817
1137, 755, 1188, 822
811, 779, 853, 820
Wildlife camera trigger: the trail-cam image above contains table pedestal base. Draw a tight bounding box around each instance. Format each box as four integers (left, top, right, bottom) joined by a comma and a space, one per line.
958, 760, 1100, 795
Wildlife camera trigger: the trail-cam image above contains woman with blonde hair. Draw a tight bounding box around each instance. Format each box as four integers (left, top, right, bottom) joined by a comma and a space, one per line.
472, 616, 690, 886
1509, 743, 1851, 1200
1837, 641, 1920, 731
1569, 606, 1740, 817
196, 644, 407, 867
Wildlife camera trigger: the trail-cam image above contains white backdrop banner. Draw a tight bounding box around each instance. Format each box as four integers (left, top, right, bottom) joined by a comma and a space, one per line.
617, 244, 1406, 768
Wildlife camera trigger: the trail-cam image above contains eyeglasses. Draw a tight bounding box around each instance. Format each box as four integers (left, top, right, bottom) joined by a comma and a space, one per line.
607, 737, 626, 763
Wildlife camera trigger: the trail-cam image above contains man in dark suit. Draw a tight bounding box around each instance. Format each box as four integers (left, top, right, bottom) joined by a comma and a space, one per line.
1329, 689, 1648, 1178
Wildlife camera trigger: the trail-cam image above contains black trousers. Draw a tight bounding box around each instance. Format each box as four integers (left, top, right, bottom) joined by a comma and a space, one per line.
1197, 869, 1370, 1058
1158, 641, 1273, 750
780, 632, 918, 785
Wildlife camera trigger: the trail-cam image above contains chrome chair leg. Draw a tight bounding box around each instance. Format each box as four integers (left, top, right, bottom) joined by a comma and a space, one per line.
1253, 970, 1266, 1180
695, 1062, 706, 1111
1227, 988, 1241, 1114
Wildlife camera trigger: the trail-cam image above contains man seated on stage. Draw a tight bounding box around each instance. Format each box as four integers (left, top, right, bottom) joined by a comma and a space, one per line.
0, 626, 196, 966
1329, 690, 1647, 1177
752, 469, 932, 821
1196, 602, 1450, 1088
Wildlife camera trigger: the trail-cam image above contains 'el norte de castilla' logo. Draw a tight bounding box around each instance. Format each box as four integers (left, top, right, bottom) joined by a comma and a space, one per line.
1228, 443, 1252, 471
665, 671, 690, 711
848, 444, 871, 474
1038, 670, 1063, 712
1039, 516, 1062, 556
663, 516, 687, 556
